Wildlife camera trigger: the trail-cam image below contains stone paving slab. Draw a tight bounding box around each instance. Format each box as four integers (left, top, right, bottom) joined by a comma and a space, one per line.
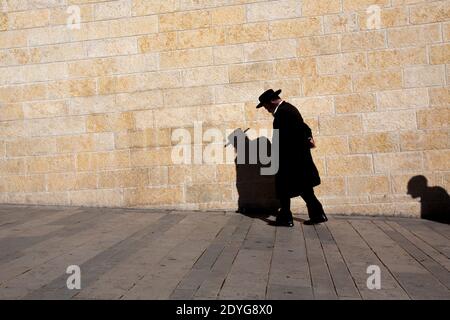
0, 205, 448, 300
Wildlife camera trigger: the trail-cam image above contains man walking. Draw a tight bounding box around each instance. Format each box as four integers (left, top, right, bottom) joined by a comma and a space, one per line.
257, 89, 328, 226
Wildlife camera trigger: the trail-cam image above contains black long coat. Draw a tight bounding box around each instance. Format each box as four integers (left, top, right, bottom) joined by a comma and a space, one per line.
272, 101, 321, 198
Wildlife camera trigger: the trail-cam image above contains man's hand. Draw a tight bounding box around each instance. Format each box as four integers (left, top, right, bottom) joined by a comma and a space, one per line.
308, 137, 316, 148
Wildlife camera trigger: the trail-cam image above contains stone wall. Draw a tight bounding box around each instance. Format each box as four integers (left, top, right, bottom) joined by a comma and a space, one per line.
0, 0, 448, 216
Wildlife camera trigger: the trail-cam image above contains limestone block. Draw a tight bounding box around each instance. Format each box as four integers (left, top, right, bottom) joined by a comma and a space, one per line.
404, 65, 445, 88
26, 155, 74, 174
335, 93, 376, 113
320, 115, 363, 135
115, 90, 164, 112
86, 112, 135, 133
298, 35, 341, 57
6, 137, 56, 157
133, 110, 154, 130
26, 116, 86, 137
132, 0, 178, 16
315, 177, 346, 196
430, 43, 450, 65
270, 17, 321, 39
160, 48, 213, 69
130, 148, 172, 167
199, 103, 245, 125
410, 1, 450, 24
291, 97, 334, 116
274, 58, 317, 78
182, 66, 229, 87
8, 9, 49, 30
377, 89, 428, 110
0, 158, 26, 175
367, 47, 426, 69
94, 0, 131, 20
302, 0, 341, 16
2, 175, 46, 193
213, 44, 244, 64
228, 23, 269, 44
211, 5, 245, 25
244, 39, 297, 62
47, 172, 97, 191
0, 104, 24, 121
247, 0, 301, 22
98, 168, 149, 189
124, 186, 183, 206
363, 110, 416, 132
159, 10, 210, 31
400, 130, 449, 151
304, 75, 352, 96
154, 107, 199, 128
387, 24, 441, 48
424, 150, 450, 171
68, 58, 117, 78
229, 62, 274, 83
163, 86, 214, 107
178, 27, 226, 49
349, 132, 399, 153
185, 184, 233, 203
326, 155, 373, 176
69, 189, 123, 207
56, 133, 114, 153
86, 38, 137, 58
316, 52, 367, 75
138, 32, 177, 53
23, 100, 68, 119
312, 136, 350, 156
374, 152, 423, 173
348, 176, 390, 195
76, 151, 130, 171
429, 87, 449, 107
353, 70, 402, 92
343, 0, 389, 12
341, 31, 386, 52
215, 82, 264, 104
417, 108, 449, 129
148, 166, 169, 186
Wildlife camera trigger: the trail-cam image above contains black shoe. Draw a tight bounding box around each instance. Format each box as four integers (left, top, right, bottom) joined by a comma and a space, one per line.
276, 209, 292, 219
270, 219, 294, 227
277, 220, 294, 227
304, 214, 328, 225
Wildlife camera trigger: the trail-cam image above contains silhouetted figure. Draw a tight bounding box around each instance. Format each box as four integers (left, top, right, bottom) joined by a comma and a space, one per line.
225, 128, 279, 221
407, 175, 450, 224
256, 89, 327, 226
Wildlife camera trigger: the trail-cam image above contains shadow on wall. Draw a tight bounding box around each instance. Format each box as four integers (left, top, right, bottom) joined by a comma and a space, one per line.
407, 175, 450, 224
225, 128, 280, 222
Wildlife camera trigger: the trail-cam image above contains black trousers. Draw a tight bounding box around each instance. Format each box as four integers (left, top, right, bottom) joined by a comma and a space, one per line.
279, 188, 325, 221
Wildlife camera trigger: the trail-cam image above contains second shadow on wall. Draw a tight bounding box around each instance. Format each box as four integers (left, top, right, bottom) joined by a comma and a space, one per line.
407, 175, 450, 224
226, 129, 280, 222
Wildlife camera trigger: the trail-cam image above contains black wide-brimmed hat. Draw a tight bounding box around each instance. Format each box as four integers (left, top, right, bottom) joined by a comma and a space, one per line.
256, 89, 282, 108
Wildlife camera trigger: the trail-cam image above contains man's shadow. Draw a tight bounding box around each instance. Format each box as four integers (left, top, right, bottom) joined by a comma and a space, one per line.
407, 175, 450, 224
225, 128, 306, 225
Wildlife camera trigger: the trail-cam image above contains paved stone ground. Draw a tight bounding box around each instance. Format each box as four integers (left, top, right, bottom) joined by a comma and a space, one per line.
0, 204, 448, 300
